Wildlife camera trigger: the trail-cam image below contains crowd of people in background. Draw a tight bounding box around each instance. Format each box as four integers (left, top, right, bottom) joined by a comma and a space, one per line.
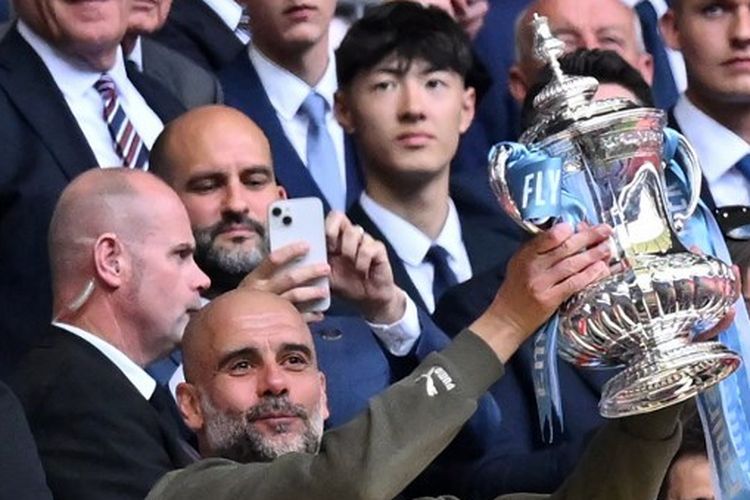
0, 0, 744, 499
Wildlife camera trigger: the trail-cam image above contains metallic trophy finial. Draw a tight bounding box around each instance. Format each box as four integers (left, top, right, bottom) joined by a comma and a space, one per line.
530, 14, 599, 112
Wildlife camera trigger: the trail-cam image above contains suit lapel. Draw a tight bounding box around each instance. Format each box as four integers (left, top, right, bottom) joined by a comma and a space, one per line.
0, 27, 96, 181
348, 201, 429, 311
126, 61, 185, 123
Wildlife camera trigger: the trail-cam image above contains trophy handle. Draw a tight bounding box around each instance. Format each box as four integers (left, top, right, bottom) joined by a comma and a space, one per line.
670, 134, 703, 232
489, 144, 544, 235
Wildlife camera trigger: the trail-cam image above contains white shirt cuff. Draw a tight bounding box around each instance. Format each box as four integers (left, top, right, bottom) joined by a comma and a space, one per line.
366, 291, 421, 356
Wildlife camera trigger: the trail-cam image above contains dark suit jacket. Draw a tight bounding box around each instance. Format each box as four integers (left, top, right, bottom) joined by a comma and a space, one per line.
433, 264, 612, 496
140, 37, 223, 109
0, 26, 185, 378
348, 199, 520, 312
10, 328, 194, 500
219, 53, 364, 213
0, 380, 53, 500
150, 0, 245, 73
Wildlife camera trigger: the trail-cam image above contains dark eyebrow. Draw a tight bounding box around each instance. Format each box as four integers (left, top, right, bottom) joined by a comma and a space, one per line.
216, 347, 260, 372
279, 343, 314, 361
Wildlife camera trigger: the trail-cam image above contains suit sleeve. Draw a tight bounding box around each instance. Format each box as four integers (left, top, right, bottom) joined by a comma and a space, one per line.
147, 330, 504, 500
0, 381, 53, 500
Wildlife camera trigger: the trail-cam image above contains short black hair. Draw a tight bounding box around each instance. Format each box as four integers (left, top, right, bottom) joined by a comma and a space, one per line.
336, 2, 475, 90
521, 49, 655, 130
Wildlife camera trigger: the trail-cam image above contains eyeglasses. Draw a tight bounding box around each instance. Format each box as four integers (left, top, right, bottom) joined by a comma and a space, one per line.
714, 206, 750, 241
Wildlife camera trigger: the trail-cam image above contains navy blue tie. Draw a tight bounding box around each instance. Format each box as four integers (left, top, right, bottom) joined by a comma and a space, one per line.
299, 92, 345, 211
425, 245, 459, 305
635, 1, 679, 109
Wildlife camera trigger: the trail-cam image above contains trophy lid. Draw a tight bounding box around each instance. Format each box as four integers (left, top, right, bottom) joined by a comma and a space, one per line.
521, 15, 637, 144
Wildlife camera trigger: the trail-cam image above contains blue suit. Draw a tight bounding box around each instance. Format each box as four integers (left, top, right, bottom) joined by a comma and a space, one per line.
433, 263, 611, 497
219, 54, 364, 213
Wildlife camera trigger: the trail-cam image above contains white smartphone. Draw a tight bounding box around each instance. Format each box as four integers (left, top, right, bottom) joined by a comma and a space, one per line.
267, 197, 330, 313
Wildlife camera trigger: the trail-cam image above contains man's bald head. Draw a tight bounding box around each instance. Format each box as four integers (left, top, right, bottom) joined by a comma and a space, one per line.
151, 105, 272, 184
49, 168, 177, 293
509, 0, 653, 102
178, 288, 327, 462
49, 168, 209, 365
182, 288, 315, 384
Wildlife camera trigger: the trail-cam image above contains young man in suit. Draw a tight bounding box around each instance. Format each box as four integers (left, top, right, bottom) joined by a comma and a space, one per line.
335, 2, 519, 314
661, 0, 750, 210
219, 0, 363, 213
147, 285, 685, 500
11, 169, 210, 500
0, 0, 185, 377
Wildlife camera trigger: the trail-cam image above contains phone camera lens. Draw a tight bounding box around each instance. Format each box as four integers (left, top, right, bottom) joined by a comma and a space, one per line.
271, 207, 282, 217
282, 216, 292, 226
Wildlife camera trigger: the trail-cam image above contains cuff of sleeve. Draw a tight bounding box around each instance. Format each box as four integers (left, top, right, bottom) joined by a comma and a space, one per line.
366, 292, 421, 356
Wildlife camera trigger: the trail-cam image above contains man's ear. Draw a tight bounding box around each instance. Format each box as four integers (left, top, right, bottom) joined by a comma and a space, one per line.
660, 9, 681, 51
176, 382, 205, 432
459, 85, 476, 134
637, 52, 655, 86
277, 184, 287, 200
93, 233, 125, 288
334, 90, 355, 134
508, 64, 531, 103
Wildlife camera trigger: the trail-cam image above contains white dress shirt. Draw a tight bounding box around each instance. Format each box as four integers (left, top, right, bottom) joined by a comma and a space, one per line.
201, 0, 250, 44
360, 193, 473, 313
18, 21, 164, 169
249, 45, 347, 190
674, 95, 750, 207
622, 0, 687, 93
128, 36, 144, 72
53, 321, 156, 400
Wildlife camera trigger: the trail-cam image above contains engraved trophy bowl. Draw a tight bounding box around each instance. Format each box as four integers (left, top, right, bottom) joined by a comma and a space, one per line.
488, 15, 741, 417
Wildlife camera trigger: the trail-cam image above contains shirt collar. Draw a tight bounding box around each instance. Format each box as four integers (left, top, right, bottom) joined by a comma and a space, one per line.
359, 192, 463, 266
248, 44, 337, 120
201, 0, 243, 31
18, 20, 130, 100
127, 36, 144, 72
674, 94, 750, 183
52, 321, 156, 400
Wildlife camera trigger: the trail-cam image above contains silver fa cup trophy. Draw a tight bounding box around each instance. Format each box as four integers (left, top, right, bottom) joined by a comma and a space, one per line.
489, 15, 741, 417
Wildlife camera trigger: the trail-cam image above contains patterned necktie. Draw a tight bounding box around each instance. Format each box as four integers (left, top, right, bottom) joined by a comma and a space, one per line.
635, 1, 679, 109
94, 74, 149, 169
299, 92, 346, 211
425, 245, 459, 306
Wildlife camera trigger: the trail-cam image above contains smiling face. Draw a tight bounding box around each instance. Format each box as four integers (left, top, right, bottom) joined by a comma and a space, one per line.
178, 290, 328, 461
16, 0, 131, 70
336, 56, 475, 190
663, 0, 750, 107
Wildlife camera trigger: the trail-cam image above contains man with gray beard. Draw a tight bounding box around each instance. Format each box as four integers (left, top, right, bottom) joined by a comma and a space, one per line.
149, 105, 503, 452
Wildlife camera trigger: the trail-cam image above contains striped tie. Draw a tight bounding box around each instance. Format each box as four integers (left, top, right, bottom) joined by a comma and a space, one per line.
94, 74, 149, 169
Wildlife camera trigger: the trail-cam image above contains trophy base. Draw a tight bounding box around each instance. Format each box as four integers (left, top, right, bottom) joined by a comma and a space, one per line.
599, 340, 741, 418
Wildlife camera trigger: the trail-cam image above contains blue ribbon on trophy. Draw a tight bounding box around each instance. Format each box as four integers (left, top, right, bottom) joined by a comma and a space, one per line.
488, 142, 593, 442
663, 128, 750, 500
